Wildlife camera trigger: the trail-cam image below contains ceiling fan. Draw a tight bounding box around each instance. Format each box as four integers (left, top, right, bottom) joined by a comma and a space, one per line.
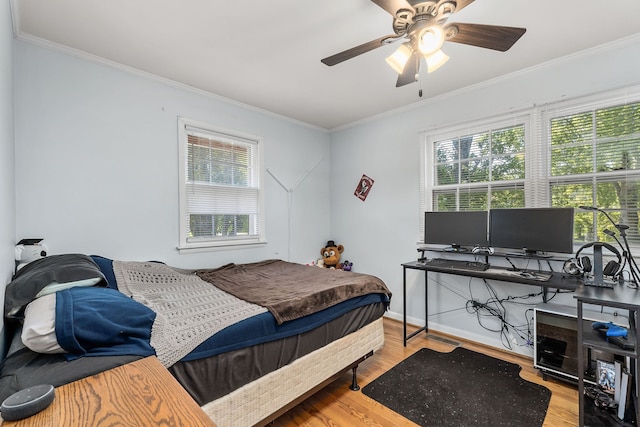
321, 0, 526, 87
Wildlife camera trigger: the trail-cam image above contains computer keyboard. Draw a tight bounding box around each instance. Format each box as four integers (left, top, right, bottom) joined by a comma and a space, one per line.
419, 258, 489, 271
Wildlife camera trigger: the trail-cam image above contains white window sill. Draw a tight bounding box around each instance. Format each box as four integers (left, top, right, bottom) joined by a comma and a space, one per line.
177, 241, 267, 254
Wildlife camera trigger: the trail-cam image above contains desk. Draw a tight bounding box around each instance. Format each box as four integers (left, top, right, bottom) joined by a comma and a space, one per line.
0, 356, 216, 427
401, 260, 582, 346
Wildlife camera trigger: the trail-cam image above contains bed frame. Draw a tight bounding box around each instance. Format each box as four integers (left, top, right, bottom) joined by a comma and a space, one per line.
202, 317, 385, 427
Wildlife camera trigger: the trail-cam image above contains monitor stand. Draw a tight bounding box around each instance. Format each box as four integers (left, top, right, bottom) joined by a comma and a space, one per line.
504, 249, 552, 258
523, 249, 553, 258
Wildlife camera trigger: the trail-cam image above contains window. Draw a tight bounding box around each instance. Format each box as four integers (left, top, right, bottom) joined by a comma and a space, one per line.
178, 117, 264, 250
420, 86, 640, 247
432, 123, 526, 212
546, 100, 640, 245
421, 116, 529, 226
420, 117, 528, 241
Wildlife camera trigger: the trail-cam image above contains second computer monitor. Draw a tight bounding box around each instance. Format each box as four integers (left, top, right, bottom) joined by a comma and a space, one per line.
489, 207, 574, 255
424, 211, 489, 252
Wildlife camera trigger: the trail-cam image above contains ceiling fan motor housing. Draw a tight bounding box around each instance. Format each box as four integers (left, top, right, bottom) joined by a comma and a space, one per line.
393, 1, 457, 44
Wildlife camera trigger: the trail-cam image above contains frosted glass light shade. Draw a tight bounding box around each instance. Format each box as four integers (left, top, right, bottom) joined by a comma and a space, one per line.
385, 43, 412, 74
425, 49, 449, 73
418, 26, 445, 55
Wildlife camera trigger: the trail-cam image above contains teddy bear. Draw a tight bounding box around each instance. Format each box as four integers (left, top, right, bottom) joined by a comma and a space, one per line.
320, 240, 344, 269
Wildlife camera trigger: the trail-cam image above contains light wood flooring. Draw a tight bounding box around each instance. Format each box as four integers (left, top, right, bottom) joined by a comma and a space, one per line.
271, 317, 578, 426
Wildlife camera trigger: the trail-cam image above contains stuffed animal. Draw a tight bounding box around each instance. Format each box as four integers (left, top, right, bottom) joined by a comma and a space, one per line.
342, 260, 353, 271
321, 240, 344, 269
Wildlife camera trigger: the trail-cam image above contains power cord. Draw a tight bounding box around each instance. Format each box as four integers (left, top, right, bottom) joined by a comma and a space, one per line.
466, 279, 540, 350
426, 275, 569, 351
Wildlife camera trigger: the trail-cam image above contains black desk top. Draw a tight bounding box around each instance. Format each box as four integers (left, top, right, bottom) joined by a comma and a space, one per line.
574, 282, 640, 310
402, 260, 581, 290
416, 246, 569, 262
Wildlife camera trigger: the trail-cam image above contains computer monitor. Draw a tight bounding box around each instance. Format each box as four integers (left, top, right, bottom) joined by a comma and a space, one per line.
489, 207, 575, 255
424, 211, 489, 252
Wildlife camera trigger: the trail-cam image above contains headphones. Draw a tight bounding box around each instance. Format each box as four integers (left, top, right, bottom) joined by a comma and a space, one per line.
563, 242, 623, 278
472, 246, 494, 255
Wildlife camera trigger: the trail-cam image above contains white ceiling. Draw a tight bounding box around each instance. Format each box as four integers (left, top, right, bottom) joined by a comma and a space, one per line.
11, 0, 640, 130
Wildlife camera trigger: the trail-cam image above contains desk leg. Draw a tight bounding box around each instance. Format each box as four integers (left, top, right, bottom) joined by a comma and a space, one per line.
424, 269, 429, 335
577, 301, 584, 427
403, 267, 407, 346
633, 308, 640, 425
403, 267, 429, 346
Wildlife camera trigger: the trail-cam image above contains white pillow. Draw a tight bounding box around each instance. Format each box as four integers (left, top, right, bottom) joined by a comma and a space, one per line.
34, 277, 103, 298
21, 293, 66, 354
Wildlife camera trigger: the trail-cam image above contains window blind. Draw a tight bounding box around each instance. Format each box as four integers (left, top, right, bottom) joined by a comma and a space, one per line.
420, 87, 640, 247
178, 118, 264, 249
420, 113, 530, 241
545, 98, 640, 244
428, 117, 528, 211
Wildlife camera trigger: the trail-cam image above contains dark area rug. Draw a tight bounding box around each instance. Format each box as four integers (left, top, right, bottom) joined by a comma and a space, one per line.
362, 347, 551, 426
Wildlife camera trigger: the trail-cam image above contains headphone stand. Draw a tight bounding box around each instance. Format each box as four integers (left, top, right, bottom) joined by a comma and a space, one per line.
582, 244, 614, 288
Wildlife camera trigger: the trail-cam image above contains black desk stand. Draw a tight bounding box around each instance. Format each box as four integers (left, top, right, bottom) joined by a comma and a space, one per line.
575, 283, 640, 426
401, 259, 581, 346
403, 262, 429, 346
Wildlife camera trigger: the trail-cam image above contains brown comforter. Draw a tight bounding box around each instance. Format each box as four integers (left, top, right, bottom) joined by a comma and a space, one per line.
196, 260, 391, 324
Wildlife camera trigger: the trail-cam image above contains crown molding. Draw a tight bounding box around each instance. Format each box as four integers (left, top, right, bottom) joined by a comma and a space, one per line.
12, 31, 328, 133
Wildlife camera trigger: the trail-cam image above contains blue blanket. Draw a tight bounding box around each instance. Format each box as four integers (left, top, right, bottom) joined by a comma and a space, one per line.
55, 287, 156, 360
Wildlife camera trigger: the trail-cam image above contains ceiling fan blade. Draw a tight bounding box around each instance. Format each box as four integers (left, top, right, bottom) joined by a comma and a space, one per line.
371, 0, 413, 16
321, 34, 397, 66
445, 23, 526, 52
396, 52, 419, 87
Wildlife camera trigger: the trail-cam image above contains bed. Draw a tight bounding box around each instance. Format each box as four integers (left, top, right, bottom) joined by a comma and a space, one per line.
0, 254, 391, 426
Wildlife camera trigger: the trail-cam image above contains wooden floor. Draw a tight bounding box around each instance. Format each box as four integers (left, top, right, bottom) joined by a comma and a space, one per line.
271, 317, 578, 426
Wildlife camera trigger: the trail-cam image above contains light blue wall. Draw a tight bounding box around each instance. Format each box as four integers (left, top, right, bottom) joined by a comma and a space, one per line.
0, 0, 16, 354
13, 41, 332, 269
329, 35, 640, 355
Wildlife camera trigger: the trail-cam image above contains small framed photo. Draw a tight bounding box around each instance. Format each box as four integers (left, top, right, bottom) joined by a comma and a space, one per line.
354, 174, 374, 201
597, 360, 616, 394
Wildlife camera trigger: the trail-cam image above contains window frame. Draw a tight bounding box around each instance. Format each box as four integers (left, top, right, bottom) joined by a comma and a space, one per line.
542, 88, 640, 246
420, 113, 534, 240
177, 117, 266, 252
419, 85, 640, 249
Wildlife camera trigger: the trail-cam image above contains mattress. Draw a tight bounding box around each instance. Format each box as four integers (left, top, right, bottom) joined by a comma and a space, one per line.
180, 292, 388, 361
170, 299, 387, 404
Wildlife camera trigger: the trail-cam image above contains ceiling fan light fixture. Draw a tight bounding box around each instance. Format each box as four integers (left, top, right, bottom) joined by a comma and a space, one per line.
418, 26, 445, 55
424, 49, 449, 73
320, 1, 527, 88
385, 42, 413, 74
